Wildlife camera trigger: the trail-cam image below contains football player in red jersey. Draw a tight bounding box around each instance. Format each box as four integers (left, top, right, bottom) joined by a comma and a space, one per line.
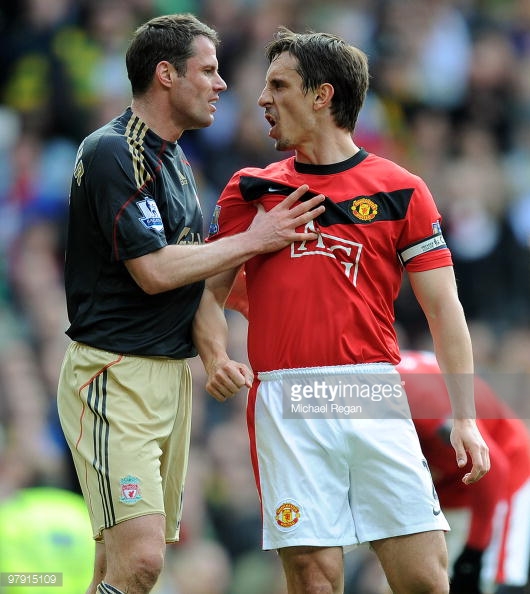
193, 27, 490, 594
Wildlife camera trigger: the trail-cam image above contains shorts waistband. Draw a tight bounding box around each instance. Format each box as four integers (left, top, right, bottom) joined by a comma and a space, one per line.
257, 363, 395, 382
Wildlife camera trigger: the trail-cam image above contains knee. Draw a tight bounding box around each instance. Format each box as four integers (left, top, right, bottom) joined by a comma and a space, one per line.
420, 576, 449, 594
281, 547, 343, 594
128, 548, 164, 592
399, 572, 449, 594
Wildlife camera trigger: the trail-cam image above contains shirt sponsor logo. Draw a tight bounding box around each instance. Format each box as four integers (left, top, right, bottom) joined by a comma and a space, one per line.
177, 170, 189, 185
292, 222, 362, 285
177, 226, 202, 245
351, 197, 378, 221
137, 197, 163, 232
275, 500, 301, 530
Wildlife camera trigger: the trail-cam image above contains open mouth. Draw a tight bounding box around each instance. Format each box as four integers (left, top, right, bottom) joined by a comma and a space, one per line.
264, 112, 276, 127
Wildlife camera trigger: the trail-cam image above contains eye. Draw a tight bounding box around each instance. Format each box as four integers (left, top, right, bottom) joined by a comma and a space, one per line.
269, 80, 285, 92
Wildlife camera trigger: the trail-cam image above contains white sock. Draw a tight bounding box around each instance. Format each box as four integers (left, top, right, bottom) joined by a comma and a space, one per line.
96, 582, 125, 594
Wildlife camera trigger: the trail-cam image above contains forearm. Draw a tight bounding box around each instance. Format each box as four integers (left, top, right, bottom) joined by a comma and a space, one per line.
410, 267, 475, 418
192, 271, 253, 401
127, 232, 261, 294
192, 285, 231, 372
427, 298, 476, 419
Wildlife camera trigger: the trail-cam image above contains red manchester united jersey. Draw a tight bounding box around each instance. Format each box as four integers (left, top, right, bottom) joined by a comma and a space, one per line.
209, 149, 452, 371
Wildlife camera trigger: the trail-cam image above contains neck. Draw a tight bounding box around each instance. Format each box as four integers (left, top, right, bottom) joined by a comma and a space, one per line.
130, 97, 183, 142
294, 134, 359, 165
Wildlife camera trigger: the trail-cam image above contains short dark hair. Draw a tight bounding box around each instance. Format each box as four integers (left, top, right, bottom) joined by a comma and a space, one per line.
265, 27, 369, 133
126, 13, 220, 96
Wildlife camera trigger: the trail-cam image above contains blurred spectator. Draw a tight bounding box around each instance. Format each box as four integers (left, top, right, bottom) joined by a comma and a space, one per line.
0, 487, 94, 593
0, 0, 95, 140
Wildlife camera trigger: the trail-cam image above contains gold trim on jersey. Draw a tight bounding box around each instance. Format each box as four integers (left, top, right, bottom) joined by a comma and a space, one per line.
125, 116, 152, 189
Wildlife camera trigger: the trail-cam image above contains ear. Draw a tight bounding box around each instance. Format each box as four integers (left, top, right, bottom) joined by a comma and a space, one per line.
155, 61, 174, 89
313, 83, 334, 111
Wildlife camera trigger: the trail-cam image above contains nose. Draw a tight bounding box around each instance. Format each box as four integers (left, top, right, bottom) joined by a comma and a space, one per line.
216, 74, 227, 92
257, 87, 270, 107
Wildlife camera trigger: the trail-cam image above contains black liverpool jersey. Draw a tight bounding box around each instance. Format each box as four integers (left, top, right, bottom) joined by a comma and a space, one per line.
64, 108, 204, 358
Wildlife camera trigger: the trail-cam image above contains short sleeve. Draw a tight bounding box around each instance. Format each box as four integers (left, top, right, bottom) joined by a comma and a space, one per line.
83, 136, 167, 261
207, 172, 257, 242
397, 177, 452, 272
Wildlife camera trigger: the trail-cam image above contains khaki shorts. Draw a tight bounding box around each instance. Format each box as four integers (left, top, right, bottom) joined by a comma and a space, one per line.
57, 341, 192, 542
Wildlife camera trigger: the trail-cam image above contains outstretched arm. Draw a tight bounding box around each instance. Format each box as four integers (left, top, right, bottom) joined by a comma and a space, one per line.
409, 266, 490, 484
126, 185, 324, 294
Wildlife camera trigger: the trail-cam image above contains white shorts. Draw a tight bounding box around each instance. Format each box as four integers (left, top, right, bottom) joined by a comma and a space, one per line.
248, 364, 449, 551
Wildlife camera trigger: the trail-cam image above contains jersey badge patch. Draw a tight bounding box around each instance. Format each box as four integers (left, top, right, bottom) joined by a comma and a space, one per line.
137, 197, 163, 232
209, 204, 221, 236
275, 500, 301, 531
119, 475, 142, 505
351, 197, 378, 221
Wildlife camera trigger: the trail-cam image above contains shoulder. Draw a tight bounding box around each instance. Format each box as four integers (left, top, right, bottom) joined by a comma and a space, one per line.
231, 157, 293, 181
363, 152, 426, 188
78, 121, 135, 177
81, 109, 134, 155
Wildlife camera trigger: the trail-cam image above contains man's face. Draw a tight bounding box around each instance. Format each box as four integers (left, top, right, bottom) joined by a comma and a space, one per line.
258, 51, 315, 152
171, 35, 227, 131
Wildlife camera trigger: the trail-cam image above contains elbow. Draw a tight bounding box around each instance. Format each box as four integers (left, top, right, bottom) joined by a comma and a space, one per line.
125, 248, 176, 295
140, 282, 162, 296
133, 271, 171, 295
424, 295, 465, 325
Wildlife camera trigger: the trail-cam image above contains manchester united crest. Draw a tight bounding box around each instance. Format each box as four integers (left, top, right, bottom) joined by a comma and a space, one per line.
275, 500, 301, 530
351, 197, 378, 221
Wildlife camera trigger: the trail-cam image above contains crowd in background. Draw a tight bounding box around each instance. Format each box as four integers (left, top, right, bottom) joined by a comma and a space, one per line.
1, 0, 530, 592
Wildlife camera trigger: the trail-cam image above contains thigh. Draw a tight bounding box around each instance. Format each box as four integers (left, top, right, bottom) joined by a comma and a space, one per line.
160, 361, 192, 542
371, 530, 449, 594
250, 380, 356, 551
348, 418, 450, 543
